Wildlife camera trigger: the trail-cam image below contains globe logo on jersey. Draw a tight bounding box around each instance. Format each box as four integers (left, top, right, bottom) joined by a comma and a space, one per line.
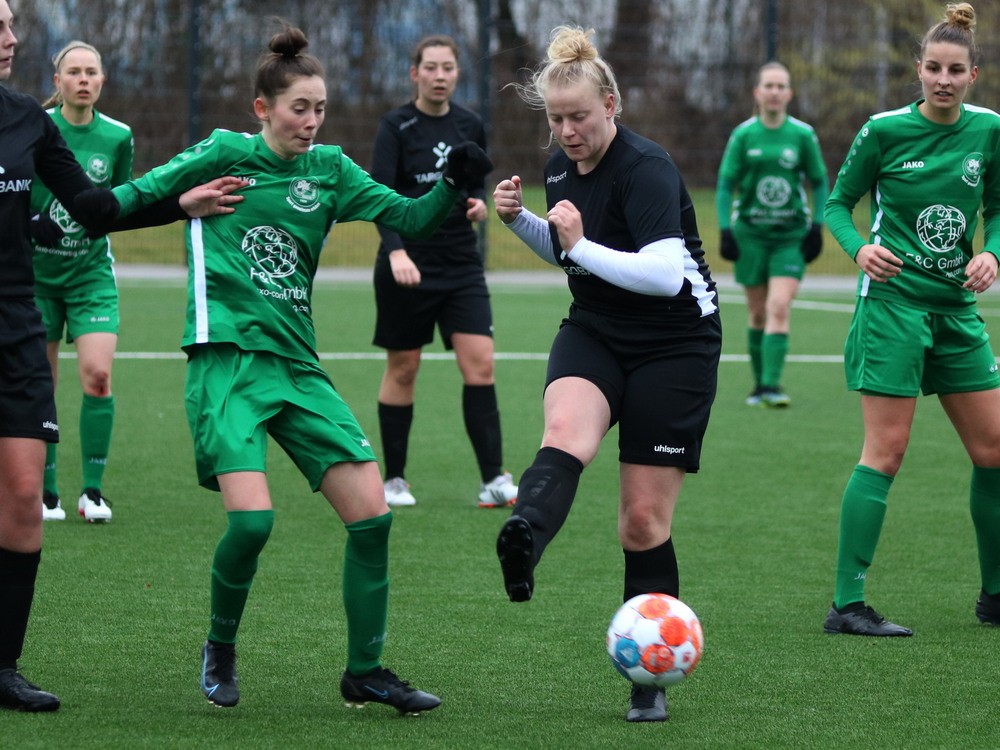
49, 200, 81, 235
286, 177, 320, 213
916, 204, 966, 254
86, 154, 111, 184
963, 153, 984, 187
756, 176, 791, 208
242, 226, 298, 281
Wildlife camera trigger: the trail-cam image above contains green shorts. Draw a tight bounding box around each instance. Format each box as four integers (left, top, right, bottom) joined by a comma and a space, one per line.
35, 283, 120, 343
184, 344, 376, 491
732, 225, 806, 286
845, 297, 1000, 397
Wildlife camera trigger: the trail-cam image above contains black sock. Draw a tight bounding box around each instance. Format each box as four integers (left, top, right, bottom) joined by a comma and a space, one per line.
513, 447, 584, 564
463, 384, 503, 481
623, 537, 679, 602
378, 402, 413, 480
0, 547, 41, 666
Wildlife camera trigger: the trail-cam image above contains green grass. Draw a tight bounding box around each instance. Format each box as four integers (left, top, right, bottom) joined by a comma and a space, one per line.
9, 276, 1000, 748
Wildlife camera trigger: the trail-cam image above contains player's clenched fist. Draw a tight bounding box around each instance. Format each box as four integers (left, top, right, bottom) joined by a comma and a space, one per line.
494, 175, 523, 225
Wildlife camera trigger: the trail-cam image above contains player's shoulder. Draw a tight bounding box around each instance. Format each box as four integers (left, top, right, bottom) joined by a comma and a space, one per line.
95, 110, 132, 135
616, 125, 671, 164
1, 85, 45, 117
447, 101, 483, 125
380, 101, 420, 128
962, 103, 1000, 121
786, 115, 818, 136
731, 116, 759, 135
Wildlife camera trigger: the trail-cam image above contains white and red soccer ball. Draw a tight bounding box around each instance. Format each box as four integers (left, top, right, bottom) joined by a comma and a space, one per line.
607, 593, 703, 687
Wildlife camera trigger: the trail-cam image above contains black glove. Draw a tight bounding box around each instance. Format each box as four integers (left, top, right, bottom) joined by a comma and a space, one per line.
801, 222, 823, 263
443, 141, 493, 191
73, 188, 120, 237
719, 229, 739, 262
30, 213, 65, 247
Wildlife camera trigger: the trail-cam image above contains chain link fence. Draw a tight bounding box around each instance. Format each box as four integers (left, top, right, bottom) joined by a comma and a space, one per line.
10, 0, 998, 271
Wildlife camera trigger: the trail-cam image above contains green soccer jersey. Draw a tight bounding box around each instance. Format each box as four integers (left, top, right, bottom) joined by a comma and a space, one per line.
30, 107, 134, 292
112, 129, 459, 363
827, 101, 1000, 313
716, 115, 827, 234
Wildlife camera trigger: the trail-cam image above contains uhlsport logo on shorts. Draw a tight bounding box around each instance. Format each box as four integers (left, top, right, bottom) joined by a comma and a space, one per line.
286, 177, 320, 212
916, 204, 966, 254
755, 176, 791, 207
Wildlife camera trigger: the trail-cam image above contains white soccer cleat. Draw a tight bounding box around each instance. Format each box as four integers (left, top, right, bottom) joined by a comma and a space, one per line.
42, 491, 66, 521
78, 488, 112, 523
478, 471, 518, 508
384, 477, 417, 507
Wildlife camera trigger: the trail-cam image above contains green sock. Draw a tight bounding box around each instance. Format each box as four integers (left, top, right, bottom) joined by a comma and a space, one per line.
833, 465, 892, 609
208, 510, 274, 644
343, 512, 392, 675
970, 466, 1000, 596
44, 443, 58, 497
80, 394, 114, 490
747, 328, 764, 386
760, 332, 789, 389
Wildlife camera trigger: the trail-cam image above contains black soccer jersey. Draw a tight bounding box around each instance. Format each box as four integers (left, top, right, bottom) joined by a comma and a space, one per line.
0, 85, 93, 297
370, 101, 486, 279
543, 125, 717, 323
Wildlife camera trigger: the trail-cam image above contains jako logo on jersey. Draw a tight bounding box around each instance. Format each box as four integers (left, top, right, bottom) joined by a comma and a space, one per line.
916, 204, 965, 254
433, 141, 451, 169
546, 171, 567, 184
50, 200, 81, 235
287, 177, 321, 212
963, 152, 984, 187
902, 160, 924, 169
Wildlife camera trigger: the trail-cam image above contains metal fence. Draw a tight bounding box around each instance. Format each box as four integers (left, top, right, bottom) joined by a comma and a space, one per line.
9, 0, 999, 270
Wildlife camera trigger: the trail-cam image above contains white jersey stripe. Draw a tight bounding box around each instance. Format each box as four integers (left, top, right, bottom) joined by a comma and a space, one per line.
191, 219, 209, 342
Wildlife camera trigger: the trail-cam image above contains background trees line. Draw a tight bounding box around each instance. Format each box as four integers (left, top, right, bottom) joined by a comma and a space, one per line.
13, 0, 991, 188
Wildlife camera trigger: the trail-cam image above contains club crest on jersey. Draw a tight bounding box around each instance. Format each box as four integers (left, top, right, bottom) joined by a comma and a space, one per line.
962, 152, 984, 187
916, 204, 965, 254
755, 176, 792, 208
778, 147, 798, 170
286, 177, 321, 212
86, 154, 111, 183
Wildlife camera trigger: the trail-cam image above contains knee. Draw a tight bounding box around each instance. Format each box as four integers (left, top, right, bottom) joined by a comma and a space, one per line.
82, 368, 112, 397
619, 506, 669, 550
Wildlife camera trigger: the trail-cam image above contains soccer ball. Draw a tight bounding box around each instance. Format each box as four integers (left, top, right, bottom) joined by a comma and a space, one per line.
607, 593, 703, 687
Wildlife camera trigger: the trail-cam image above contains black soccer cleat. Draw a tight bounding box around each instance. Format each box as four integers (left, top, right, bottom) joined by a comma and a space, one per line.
626, 684, 668, 723
0, 668, 60, 712
201, 640, 239, 707
340, 666, 441, 716
496, 515, 535, 602
823, 603, 913, 637
975, 589, 1000, 625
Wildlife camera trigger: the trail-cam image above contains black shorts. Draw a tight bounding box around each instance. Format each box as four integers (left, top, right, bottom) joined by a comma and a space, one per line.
545, 307, 721, 471
0, 299, 59, 442
372, 260, 493, 351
